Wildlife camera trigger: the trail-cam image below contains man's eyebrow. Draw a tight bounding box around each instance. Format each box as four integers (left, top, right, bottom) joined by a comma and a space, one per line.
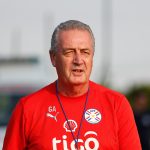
63, 48, 90, 50
80, 48, 90, 50
61, 48, 91, 53
62, 48, 75, 51
61, 48, 75, 54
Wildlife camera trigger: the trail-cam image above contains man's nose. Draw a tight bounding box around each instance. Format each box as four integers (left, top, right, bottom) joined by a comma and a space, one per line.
73, 52, 83, 65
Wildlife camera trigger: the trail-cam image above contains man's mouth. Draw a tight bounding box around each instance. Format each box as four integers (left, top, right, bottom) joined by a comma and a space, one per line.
72, 69, 83, 73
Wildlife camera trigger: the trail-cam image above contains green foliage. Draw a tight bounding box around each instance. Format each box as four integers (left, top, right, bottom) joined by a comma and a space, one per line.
125, 84, 150, 109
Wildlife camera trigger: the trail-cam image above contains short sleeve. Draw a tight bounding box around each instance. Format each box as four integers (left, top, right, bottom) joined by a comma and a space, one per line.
116, 96, 142, 150
2, 99, 27, 150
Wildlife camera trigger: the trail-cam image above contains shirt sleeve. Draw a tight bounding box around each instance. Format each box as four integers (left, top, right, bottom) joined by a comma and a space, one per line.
116, 96, 142, 150
2, 100, 27, 150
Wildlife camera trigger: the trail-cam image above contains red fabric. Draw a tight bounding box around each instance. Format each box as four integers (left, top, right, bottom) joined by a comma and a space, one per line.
3, 81, 141, 150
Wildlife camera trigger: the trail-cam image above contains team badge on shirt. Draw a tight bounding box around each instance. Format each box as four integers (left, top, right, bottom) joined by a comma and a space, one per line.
63, 120, 78, 132
85, 109, 102, 124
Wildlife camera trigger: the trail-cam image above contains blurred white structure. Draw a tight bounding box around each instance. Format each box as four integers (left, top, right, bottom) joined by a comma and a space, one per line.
0, 0, 150, 91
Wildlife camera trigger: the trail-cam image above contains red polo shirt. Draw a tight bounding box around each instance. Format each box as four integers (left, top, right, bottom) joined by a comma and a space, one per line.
3, 81, 141, 150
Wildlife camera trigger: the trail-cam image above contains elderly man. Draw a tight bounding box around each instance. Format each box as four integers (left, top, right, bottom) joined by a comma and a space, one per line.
3, 20, 141, 150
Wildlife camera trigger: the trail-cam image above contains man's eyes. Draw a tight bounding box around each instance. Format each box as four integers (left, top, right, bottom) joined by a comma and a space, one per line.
81, 50, 90, 55
63, 50, 74, 55
62, 49, 91, 56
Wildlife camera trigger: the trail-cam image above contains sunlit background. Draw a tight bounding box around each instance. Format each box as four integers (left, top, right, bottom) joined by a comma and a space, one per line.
0, 0, 150, 149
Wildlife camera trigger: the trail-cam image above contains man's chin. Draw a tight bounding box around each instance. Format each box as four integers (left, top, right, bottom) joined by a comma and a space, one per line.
69, 79, 87, 85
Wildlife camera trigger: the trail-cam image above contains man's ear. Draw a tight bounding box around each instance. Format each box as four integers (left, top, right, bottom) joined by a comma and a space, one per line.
49, 50, 56, 67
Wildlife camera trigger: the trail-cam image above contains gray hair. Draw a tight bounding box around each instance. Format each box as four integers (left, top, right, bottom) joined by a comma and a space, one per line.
50, 20, 95, 53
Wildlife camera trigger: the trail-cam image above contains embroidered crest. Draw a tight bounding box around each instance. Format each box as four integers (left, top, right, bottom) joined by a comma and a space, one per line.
85, 109, 101, 124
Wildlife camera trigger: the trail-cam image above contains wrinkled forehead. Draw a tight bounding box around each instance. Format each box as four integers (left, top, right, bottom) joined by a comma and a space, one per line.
59, 28, 91, 35
58, 29, 94, 47
59, 29, 92, 37
59, 29, 92, 44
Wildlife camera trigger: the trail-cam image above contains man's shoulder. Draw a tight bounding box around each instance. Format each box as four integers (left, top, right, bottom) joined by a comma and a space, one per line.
90, 80, 125, 99
90, 81, 129, 110
20, 81, 56, 105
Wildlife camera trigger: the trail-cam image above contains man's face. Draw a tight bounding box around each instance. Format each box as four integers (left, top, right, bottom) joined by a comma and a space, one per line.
51, 29, 94, 86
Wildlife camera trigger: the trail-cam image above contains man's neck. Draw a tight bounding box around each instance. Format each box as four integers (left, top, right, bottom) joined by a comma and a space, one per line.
56, 81, 89, 97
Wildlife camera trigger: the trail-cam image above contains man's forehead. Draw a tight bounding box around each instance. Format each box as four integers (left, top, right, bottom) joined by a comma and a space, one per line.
57, 29, 94, 51
59, 29, 91, 36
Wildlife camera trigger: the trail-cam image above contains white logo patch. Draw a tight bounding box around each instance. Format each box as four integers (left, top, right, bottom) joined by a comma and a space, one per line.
85, 109, 101, 124
63, 120, 78, 132
46, 112, 59, 122
46, 105, 59, 122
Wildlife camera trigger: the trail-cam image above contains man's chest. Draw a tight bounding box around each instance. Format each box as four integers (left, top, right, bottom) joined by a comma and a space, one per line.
26, 97, 119, 150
